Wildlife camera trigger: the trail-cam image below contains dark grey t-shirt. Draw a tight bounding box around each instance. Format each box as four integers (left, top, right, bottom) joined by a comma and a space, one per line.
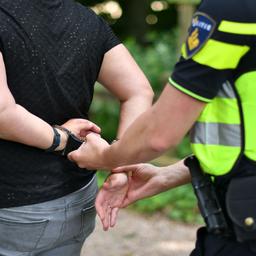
0, 0, 120, 207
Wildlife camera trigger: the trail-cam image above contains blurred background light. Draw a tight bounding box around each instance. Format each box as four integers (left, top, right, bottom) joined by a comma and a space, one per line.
91, 1, 122, 19
146, 14, 158, 25
151, 1, 168, 12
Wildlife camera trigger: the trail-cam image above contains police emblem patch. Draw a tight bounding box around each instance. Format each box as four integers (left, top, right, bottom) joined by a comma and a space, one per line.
184, 12, 216, 59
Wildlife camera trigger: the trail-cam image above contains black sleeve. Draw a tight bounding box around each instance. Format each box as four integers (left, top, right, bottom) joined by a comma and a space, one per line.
83, 8, 122, 81
170, 57, 228, 102
0, 34, 3, 52
98, 16, 121, 54
170, 0, 248, 102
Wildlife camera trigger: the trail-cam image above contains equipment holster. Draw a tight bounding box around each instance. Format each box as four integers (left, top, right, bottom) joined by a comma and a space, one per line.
185, 156, 228, 235
226, 175, 256, 251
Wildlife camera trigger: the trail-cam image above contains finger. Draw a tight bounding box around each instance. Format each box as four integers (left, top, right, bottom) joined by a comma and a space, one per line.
103, 205, 111, 231
97, 205, 108, 231
89, 123, 101, 133
67, 149, 81, 162
80, 130, 101, 138
110, 207, 119, 227
80, 125, 101, 137
67, 151, 84, 167
95, 195, 105, 221
96, 206, 105, 222
67, 150, 77, 162
112, 164, 137, 173
98, 199, 109, 231
67, 142, 85, 162
102, 180, 111, 190
76, 119, 101, 132
99, 215, 106, 231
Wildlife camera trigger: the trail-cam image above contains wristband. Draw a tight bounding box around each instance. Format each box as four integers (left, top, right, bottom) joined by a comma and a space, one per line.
53, 125, 84, 156
45, 127, 61, 152
53, 125, 71, 137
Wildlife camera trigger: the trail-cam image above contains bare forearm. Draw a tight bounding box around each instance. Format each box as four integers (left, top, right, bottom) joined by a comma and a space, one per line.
0, 104, 58, 149
104, 107, 167, 169
117, 95, 153, 138
0, 52, 66, 150
159, 160, 191, 192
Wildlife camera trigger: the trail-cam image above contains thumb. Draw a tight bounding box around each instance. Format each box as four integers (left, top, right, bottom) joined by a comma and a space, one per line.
102, 180, 112, 189
112, 164, 136, 173
67, 149, 79, 162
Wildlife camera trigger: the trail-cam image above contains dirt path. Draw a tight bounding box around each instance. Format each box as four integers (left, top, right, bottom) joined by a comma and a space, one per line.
82, 210, 199, 256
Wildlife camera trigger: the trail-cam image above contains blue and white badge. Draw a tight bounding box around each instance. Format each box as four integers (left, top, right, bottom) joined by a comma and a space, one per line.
185, 12, 216, 59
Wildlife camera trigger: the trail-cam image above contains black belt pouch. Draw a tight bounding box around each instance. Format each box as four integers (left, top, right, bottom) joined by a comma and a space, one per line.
226, 176, 256, 251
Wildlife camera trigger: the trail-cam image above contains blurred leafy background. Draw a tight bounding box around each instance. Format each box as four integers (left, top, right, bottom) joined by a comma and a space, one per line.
80, 0, 202, 224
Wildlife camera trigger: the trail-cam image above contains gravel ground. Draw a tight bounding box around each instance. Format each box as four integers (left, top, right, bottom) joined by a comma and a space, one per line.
82, 210, 199, 256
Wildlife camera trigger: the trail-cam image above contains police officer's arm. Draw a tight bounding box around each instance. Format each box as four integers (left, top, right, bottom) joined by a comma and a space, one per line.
0, 52, 100, 150
68, 83, 205, 170
97, 43, 154, 138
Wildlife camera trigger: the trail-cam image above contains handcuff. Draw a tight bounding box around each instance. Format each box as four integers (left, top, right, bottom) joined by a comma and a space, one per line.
45, 125, 84, 156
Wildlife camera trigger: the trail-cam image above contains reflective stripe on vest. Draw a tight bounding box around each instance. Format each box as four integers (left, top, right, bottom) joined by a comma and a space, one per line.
187, 21, 256, 176
190, 81, 242, 175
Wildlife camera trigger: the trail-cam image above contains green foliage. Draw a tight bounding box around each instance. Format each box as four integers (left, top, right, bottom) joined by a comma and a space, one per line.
124, 31, 178, 95
97, 170, 108, 186
90, 86, 119, 141
79, 0, 178, 41
175, 136, 192, 159
129, 183, 202, 224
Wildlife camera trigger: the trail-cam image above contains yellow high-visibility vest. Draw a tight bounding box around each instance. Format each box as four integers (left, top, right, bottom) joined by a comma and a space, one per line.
178, 21, 256, 175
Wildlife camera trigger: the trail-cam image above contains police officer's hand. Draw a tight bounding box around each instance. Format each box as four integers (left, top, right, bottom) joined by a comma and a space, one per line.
96, 173, 128, 231
68, 133, 110, 170
113, 163, 162, 207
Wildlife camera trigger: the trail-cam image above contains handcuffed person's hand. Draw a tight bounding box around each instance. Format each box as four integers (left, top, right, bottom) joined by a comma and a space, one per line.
96, 173, 129, 231
61, 118, 101, 140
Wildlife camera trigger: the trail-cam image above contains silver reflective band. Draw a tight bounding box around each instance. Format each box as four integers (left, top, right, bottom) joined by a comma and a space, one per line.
217, 81, 236, 99
190, 122, 241, 146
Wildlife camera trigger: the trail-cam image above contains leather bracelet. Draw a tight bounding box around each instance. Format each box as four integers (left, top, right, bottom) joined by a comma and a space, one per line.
45, 127, 61, 152
53, 125, 71, 137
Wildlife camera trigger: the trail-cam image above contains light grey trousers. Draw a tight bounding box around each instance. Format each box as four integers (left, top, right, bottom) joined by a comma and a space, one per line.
0, 175, 97, 256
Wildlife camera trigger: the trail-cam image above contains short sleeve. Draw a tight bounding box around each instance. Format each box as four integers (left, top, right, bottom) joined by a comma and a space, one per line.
80, 7, 122, 81
170, 0, 250, 102
0, 31, 3, 52
170, 58, 228, 102
98, 16, 121, 54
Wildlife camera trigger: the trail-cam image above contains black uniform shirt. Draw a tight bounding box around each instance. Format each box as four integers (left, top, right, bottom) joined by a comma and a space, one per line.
0, 0, 120, 207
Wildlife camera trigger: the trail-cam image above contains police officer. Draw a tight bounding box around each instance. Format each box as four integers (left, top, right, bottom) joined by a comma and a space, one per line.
69, 0, 256, 255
